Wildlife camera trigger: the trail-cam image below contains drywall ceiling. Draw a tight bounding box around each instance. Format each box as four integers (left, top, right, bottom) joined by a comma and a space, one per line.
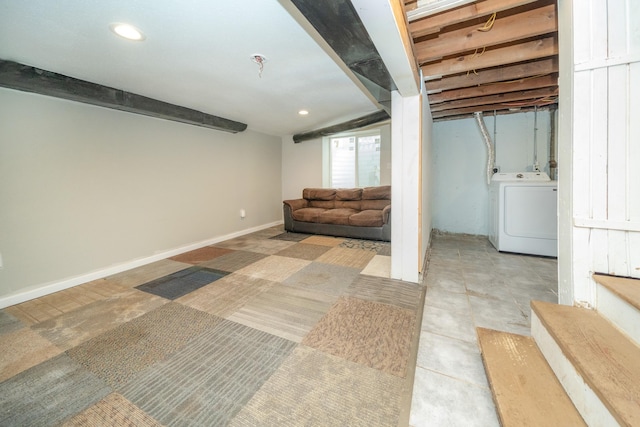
0, 0, 383, 136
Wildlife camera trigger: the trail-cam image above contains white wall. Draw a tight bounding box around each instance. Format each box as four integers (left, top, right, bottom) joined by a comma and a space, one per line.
421, 84, 433, 271
432, 111, 554, 235
0, 88, 282, 305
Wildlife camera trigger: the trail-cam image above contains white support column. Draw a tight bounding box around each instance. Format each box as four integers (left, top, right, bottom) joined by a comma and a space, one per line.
391, 90, 421, 283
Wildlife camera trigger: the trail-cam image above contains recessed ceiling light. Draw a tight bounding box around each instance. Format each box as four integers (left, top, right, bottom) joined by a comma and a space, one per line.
298, 110, 309, 116
110, 23, 145, 41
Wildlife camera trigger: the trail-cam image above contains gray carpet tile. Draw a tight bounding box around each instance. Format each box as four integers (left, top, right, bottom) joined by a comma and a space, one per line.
0, 354, 111, 427
67, 303, 223, 388
135, 266, 228, 300
199, 250, 269, 272
121, 319, 296, 427
282, 262, 360, 297
269, 232, 312, 242
346, 275, 424, 311
275, 243, 332, 261
0, 310, 23, 335
339, 239, 391, 254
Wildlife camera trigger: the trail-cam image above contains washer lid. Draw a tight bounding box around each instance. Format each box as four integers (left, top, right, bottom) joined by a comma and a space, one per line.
491, 172, 551, 182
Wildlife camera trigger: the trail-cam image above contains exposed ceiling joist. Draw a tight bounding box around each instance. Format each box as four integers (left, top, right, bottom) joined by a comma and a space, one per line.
430, 86, 558, 112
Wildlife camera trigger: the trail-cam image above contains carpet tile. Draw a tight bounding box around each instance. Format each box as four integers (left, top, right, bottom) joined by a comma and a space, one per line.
360, 255, 391, 278
339, 238, 391, 254
303, 296, 416, 377
300, 235, 345, 247
169, 246, 234, 264
105, 259, 192, 288
282, 262, 360, 297
0, 354, 111, 427
67, 302, 223, 388
121, 319, 296, 427
234, 255, 310, 282
269, 232, 312, 242
177, 273, 276, 318
228, 284, 336, 342
62, 393, 163, 427
0, 310, 22, 334
346, 274, 424, 311
199, 250, 269, 272
275, 242, 332, 261
315, 246, 376, 269
135, 266, 228, 300
0, 327, 62, 382
32, 290, 167, 351
229, 345, 404, 427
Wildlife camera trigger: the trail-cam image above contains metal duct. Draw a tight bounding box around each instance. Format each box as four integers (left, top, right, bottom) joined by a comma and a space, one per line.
474, 111, 495, 185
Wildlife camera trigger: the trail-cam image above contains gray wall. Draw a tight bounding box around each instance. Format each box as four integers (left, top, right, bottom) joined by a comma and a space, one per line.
432, 111, 554, 235
0, 88, 282, 304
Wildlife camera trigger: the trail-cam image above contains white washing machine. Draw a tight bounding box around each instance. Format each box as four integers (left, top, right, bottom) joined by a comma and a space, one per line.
489, 172, 558, 257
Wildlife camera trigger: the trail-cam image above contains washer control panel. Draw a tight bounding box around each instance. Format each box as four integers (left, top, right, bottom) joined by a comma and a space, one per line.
491, 172, 551, 182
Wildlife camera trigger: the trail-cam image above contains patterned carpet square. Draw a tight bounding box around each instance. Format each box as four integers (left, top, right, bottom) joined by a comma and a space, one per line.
135, 266, 228, 300
229, 345, 404, 427
228, 285, 336, 342
346, 275, 424, 311
121, 320, 296, 427
275, 243, 331, 261
0, 328, 62, 382
67, 303, 223, 388
315, 247, 376, 269
0, 354, 111, 427
0, 311, 23, 334
282, 262, 360, 297
302, 296, 416, 377
199, 250, 268, 272
105, 259, 191, 288
300, 235, 345, 247
177, 273, 276, 318
339, 239, 391, 254
234, 255, 310, 282
269, 232, 311, 242
62, 393, 162, 427
169, 246, 234, 264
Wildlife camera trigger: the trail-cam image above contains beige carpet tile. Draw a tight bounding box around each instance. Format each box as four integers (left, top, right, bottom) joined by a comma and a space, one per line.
198, 250, 269, 272
302, 296, 416, 377
0, 311, 23, 335
275, 243, 332, 261
247, 225, 287, 239
121, 319, 296, 427
229, 345, 405, 427
5, 280, 148, 327
62, 393, 162, 427
67, 302, 223, 388
32, 290, 167, 351
346, 274, 424, 312
360, 255, 391, 278
169, 246, 234, 264
177, 273, 276, 318
243, 239, 298, 255
214, 236, 264, 251
105, 259, 191, 288
300, 235, 345, 247
0, 328, 62, 382
339, 238, 391, 254
228, 285, 336, 342
315, 246, 376, 269
234, 255, 311, 282
282, 262, 360, 297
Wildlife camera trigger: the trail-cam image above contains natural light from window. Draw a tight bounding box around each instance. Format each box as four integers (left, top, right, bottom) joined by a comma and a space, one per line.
329, 131, 381, 188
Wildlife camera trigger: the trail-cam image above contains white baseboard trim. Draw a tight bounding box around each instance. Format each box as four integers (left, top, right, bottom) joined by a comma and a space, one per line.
0, 221, 283, 309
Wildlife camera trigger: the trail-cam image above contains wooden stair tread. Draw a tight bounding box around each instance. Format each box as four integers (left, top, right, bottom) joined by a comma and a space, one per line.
594, 273, 640, 311
532, 300, 640, 427
477, 327, 585, 427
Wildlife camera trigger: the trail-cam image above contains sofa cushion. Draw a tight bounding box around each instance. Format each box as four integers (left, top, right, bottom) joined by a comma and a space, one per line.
349, 210, 385, 227
309, 200, 335, 209
334, 200, 361, 210
317, 208, 358, 226
361, 199, 390, 210
336, 188, 362, 201
362, 185, 391, 200
292, 207, 327, 222
303, 188, 336, 201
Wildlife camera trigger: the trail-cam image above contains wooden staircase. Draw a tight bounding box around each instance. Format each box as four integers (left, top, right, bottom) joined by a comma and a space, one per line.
478, 274, 640, 426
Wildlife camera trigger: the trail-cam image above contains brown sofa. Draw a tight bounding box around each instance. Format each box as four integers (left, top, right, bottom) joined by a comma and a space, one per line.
283, 186, 391, 241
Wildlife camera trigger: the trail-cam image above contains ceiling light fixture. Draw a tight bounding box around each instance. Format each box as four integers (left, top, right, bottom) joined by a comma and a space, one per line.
250, 54, 267, 78
298, 110, 309, 116
110, 23, 146, 41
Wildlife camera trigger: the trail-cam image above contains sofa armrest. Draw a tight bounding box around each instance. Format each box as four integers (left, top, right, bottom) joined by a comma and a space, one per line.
283, 198, 309, 211
382, 205, 391, 224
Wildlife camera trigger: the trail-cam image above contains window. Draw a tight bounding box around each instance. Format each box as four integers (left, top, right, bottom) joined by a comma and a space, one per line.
329, 131, 381, 188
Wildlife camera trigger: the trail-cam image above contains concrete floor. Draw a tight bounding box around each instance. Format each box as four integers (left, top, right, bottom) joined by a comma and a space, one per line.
410, 233, 558, 427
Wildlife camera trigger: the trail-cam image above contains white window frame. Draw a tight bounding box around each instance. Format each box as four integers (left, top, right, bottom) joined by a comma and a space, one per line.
326, 128, 381, 188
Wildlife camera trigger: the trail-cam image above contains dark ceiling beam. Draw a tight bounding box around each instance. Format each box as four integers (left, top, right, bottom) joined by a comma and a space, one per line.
0, 60, 247, 134
290, 0, 396, 108
293, 110, 389, 143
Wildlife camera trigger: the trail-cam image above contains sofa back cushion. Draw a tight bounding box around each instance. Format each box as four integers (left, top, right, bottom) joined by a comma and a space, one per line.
334, 200, 361, 210
362, 185, 391, 200
361, 199, 390, 210
309, 200, 335, 209
303, 188, 335, 201
336, 188, 362, 201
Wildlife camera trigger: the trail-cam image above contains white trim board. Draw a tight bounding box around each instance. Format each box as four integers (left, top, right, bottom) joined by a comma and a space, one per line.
0, 221, 283, 309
